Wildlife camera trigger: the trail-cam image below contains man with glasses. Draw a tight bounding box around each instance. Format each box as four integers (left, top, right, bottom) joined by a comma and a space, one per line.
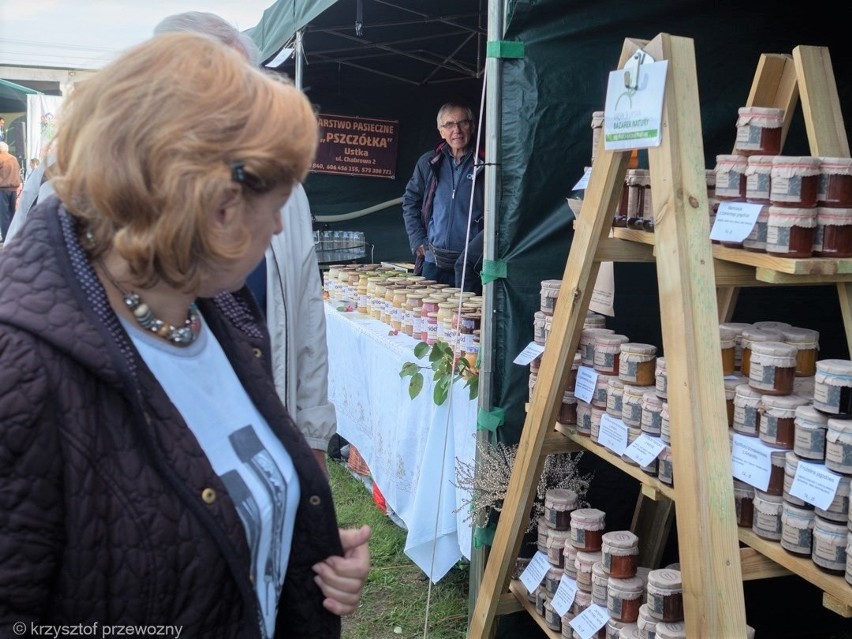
402, 101, 484, 291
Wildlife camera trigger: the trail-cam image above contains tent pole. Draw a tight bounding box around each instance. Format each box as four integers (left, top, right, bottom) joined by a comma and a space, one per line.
468, 0, 503, 625
295, 29, 304, 90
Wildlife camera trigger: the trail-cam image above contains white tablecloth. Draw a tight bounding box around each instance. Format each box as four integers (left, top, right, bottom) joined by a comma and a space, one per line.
323, 303, 477, 582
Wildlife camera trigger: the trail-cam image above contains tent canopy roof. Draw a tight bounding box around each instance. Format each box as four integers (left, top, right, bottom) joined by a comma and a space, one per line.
248, 0, 485, 86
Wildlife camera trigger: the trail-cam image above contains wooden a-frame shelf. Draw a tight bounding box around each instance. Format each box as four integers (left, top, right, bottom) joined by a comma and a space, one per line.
468, 34, 851, 638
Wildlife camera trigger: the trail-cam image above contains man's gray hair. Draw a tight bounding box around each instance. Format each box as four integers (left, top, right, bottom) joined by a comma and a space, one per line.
0, 142, 9, 153
153, 11, 261, 66
436, 102, 474, 128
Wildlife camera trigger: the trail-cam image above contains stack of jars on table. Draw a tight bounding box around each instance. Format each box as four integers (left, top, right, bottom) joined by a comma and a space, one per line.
711, 105, 852, 256
323, 263, 483, 365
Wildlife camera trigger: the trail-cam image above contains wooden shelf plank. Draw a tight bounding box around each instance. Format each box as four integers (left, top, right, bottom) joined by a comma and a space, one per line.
611, 228, 852, 283
738, 528, 851, 610
555, 424, 676, 502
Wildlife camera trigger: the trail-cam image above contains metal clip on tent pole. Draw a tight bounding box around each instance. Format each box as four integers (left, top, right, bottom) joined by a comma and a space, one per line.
623, 50, 649, 91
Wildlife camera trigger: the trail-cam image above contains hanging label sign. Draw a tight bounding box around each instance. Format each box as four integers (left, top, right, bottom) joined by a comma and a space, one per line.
625, 433, 666, 467
574, 366, 597, 404
599, 413, 628, 456
569, 603, 610, 639
790, 461, 842, 511
552, 575, 578, 617
709, 201, 763, 243
519, 551, 551, 593
731, 433, 773, 491
312, 114, 399, 179
514, 341, 545, 366
604, 51, 668, 151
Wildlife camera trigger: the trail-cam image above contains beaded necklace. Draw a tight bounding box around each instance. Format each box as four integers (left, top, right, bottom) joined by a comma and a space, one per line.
99, 259, 202, 347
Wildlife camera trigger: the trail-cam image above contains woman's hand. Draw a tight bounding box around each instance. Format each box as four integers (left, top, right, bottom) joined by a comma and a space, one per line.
312, 525, 371, 615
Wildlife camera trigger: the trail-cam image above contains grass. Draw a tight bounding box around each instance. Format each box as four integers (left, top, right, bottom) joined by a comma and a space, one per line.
328, 459, 470, 639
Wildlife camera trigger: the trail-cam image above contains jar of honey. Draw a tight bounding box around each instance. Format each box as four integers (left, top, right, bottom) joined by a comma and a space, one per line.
618, 342, 657, 385
544, 488, 578, 531
540, 279, 562, 316
825, 418, 852, 475
735, 107, 784, 156
733, 479, 755, 527
719, 325, 738, 375
624, 169, 650, 229
794, 404, 829, 461
606, 377, 625, 418
744, 154, 775, 202
655, 357, 667, 399
740, 327, 783, 377
814, 206, 852, 258
814, 359, 852, 416
640, 391, 664, 437
576, 400, 593, 436
766, 205, 817, 258
601, 531, 639, 578
732, 383, 762, 437
621, 384, 647, 429
714, 154, 748, 200
770, 156, 821, 207
581, 327, 615, 366
570, 508, 606, 552
606, 575, 644, 623
818, 157, 852, 207
752, 490, 783, 540
812, 516, 847, 574
594, 333, 630, 375
758, 394, 810, 449
748, 341, 797, 396
646, 568, 683, 622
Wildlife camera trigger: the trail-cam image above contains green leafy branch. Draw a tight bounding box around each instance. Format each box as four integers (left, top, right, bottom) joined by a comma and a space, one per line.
399, 340, 479, 406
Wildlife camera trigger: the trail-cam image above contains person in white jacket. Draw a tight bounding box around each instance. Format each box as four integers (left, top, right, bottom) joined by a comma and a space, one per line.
264, 183, 337, 474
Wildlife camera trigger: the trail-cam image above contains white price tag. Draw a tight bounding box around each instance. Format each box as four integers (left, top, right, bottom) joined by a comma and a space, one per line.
625, 433, 666, 467
598, 413, 628, 456
569, 603, 610, 639
513, 341, 545, 366
730, 434, 772, 491
574, 366, 597, 404
552, 575, 578, 617
519, 551, 550, 593
790, 461, 842, 511
709, 201, 763, 243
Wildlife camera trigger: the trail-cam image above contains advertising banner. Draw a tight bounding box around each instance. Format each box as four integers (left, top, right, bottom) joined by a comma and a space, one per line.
312, 114, 399, 179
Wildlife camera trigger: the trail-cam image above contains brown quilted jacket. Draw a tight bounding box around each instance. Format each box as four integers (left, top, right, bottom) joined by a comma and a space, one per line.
0, 198, 343, 638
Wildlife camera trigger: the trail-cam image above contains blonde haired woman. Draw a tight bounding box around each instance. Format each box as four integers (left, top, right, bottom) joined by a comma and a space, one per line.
0, 33, 369, 639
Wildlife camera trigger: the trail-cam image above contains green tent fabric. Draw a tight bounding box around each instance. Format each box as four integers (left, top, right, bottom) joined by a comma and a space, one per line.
244, 0, 337, 63
0, 78, 40, 112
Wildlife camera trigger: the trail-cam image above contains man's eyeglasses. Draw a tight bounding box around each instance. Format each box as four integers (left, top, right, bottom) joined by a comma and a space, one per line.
440, 119, 472, 131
